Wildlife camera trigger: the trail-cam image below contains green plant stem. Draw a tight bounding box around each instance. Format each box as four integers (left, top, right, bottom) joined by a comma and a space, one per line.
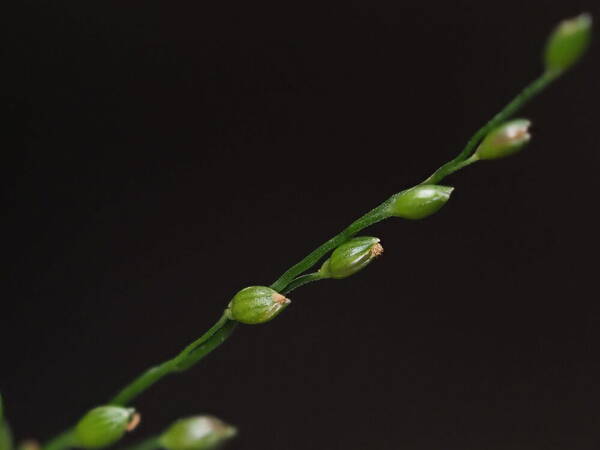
282, 272, 326, 295
270, 203, 393, 292
43, 316, 236, 450
435, 154, 480, 180
422, 69, 560, 185
0, 394, 13, 450
0, 423, 12, 450
111, 313, 236, 405
119, 436, 161, 450
43, 431, 74, 450
269, 70, 561, 293
42, 68, 563, 450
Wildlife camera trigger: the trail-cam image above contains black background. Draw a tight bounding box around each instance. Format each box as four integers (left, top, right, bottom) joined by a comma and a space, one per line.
3, 1, 600, 449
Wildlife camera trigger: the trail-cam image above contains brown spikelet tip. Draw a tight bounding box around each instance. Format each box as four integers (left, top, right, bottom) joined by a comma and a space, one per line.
273, 293, 291, 305
501, 122, 531, 143
126, 413, 141, 432
508, 126, 529, 140
370, 243, 384, 258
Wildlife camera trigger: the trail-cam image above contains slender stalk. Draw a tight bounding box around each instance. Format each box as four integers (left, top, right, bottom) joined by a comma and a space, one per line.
0, 423, 12, 450
0, 394, 13, 450
43, 432, 74, 450
118, 436, 160, 450
268, 70, 561, 294
434, 154, 480, 180
111, 313, 236, 405
43, 67, 563, 450
282, 272, 325, 295
422, 70, 560, 185
270, 202, 393, 292
44, 317, 236, 450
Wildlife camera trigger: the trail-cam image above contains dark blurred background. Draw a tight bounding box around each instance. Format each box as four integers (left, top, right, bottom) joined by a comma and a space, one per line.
2, 0, 600, 449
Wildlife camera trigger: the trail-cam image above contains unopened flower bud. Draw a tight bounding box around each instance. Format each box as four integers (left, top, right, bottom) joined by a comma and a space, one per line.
319, 236, 383, 279
388, 185, 453, 220
545, 13, 592, 72
475, 119, 531, 160
159, 416, 237, 450
227, 286, 290, 325
75, 406, 140, 449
